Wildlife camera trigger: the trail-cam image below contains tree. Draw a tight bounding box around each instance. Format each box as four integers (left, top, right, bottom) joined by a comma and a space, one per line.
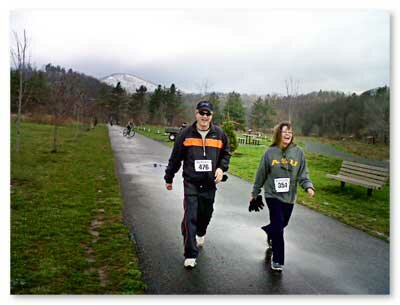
128, 85, 148, 124
110, 82, 127, 125
284, 77, 299, 122
222, 120, 238, 153
363, 86, 389, 143
10, 29, 30, 152
208, 92, 224, 125
164, 84, 183, 125
223, 91, 246, 129
249, 97, 276, 131
196, 79, 213, 96
148, 85, 165, 124
48, 80, 72, 152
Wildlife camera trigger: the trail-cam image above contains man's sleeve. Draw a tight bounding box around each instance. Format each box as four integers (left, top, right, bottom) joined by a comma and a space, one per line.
217, 131, 231, 172
164, 132, 185, 183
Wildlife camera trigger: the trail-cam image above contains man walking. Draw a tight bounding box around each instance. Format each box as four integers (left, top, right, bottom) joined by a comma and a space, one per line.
164, 100, 231, 269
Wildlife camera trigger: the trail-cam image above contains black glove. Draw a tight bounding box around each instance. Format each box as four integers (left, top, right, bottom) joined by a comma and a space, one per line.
221, 174, 228, 182
249, 195, 264, 212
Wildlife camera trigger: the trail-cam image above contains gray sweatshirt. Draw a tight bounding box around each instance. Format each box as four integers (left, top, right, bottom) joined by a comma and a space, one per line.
251, 144, 314, 204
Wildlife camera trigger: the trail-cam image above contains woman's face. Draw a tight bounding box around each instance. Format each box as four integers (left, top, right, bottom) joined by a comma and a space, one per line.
280, 125, 293, 148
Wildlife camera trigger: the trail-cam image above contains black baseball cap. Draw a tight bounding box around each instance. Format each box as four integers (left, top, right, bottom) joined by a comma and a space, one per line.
196, 100, 213, 112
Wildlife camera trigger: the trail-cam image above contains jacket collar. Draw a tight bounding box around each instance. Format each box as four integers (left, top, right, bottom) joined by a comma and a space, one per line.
191, 121, 216, 134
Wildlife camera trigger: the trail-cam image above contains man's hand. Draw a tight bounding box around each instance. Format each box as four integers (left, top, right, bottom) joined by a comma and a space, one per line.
214, 168, 224, 184
307, 188, 315, 197
166, 183, 173, 191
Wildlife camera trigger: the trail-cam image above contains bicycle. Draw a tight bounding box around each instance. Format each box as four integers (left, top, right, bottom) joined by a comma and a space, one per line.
123, 127, 136, 138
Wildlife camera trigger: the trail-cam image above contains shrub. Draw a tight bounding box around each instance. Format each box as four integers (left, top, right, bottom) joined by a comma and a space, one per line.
222, 120, 238, 153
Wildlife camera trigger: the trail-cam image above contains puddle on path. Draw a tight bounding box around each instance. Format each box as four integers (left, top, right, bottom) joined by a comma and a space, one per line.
123, 162, 168, 175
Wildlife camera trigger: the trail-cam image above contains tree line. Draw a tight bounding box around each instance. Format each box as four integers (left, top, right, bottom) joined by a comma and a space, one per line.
10, 61, 389, 152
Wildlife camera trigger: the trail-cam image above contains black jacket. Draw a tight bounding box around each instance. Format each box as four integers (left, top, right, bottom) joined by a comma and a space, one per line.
164, 121, 231, 185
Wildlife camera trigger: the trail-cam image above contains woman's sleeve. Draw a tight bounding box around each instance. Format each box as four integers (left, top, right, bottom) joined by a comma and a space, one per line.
251, 151, 269, 197
297, 149, 315, 191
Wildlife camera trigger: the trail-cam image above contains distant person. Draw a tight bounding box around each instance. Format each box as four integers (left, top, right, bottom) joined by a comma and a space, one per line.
250, 121, 315, 271
126, 121, 134, 132
164, 100, 231, 269
180, 122, 188, 130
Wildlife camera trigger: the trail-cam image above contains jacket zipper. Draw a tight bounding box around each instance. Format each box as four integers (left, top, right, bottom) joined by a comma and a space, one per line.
197, 128, 213, 158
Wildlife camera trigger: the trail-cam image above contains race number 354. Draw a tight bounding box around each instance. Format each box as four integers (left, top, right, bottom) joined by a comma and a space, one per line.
274, 178, 290, 193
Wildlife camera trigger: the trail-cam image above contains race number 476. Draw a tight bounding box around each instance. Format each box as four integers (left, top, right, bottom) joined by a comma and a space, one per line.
195, 160, 212, 172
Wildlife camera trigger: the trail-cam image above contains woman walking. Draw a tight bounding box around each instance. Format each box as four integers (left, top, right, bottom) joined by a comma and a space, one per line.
251, 121, 315, 271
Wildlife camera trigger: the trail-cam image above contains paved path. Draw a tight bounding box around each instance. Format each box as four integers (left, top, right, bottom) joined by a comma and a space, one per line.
304, 141, 389, 168
109, 126, 389, 294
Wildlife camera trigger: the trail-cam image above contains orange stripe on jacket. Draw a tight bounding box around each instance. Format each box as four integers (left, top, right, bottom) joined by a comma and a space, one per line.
183, 138, 223, 149
205, 138, 224, 149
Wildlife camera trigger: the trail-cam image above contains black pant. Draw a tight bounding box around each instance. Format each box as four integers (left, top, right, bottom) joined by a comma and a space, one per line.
181, 181, 216, 258
262, 197, 294, 265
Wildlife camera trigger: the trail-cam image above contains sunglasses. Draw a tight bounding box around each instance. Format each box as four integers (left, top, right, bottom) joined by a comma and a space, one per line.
198, 110, 212, 116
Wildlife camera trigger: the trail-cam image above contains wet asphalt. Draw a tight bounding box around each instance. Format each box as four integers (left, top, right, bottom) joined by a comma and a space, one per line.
108, 125, 390, 295
304, 141, 390, 169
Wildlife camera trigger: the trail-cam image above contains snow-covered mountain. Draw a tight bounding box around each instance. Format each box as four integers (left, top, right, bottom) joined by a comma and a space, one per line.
100, 73, 159, 93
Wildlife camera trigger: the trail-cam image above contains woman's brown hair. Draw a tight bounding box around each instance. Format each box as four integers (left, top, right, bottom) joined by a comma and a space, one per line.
271, 121, 294, 147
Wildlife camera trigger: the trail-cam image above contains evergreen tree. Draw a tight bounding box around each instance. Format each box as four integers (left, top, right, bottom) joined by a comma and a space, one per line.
223, 91, 246, 129
128, 85, 148, 124
222, 120, 238, 153
164, 83, 183, 125
208, 92, 223, 125
148, 85, 164, 124
110, 82, 127, 124
249, 97, 276, 131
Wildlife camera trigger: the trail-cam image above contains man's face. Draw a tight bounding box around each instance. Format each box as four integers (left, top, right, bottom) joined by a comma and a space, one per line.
195, 109, 213, 129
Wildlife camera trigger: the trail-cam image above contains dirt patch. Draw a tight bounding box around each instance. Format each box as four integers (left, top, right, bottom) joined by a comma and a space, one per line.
83, 208, 109, 286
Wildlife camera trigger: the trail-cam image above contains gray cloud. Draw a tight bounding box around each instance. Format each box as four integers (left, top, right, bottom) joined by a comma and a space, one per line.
11, 9, 390, 95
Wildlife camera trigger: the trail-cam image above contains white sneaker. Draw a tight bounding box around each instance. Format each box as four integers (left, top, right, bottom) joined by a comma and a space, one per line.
184, 258, 197, 269
196, 235, 205, 247
270, 255, 283, 271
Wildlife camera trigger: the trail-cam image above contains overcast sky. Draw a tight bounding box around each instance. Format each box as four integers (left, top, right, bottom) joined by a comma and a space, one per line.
10, 9, 390, 95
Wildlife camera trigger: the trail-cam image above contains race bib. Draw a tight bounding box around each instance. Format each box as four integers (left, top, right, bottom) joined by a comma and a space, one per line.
274, 178, 290, 193
194, 160, 212, 172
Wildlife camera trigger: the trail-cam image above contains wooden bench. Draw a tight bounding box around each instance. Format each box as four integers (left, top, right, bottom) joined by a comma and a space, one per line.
326, 160, 389, 196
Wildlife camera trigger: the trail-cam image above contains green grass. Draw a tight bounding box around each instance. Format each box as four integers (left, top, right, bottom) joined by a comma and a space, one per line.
136, 125, 174, 147
138, 125, 390, 241
11, 122, 146, 294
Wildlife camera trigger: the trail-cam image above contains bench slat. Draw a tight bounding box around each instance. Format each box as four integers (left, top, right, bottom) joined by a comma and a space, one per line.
326, 160, 389, 193
339, 168, 388, 183
341, 163, 389, 178
342, 160, 389, 173
338, 170, 387, 186
326, 174, 382, 189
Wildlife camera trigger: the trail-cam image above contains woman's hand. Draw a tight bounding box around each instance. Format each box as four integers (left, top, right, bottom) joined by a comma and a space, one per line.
307, 188, 315, 197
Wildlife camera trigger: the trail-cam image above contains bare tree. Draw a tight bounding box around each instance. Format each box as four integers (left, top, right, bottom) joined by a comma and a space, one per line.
49, 80, 73, 153
10, 30, 30, 152
284, 77, 299, 122
196, 79, 214, 97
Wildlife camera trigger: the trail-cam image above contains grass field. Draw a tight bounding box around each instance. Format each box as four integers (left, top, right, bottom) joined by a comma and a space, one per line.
137, 125, 390, 241
11, 122, 146, 294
